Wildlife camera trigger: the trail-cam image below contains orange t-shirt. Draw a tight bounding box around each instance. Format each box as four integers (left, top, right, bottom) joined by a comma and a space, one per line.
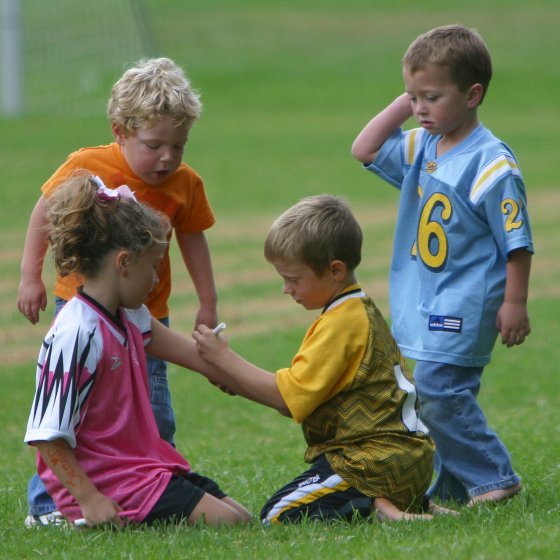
42, 143, 215, 318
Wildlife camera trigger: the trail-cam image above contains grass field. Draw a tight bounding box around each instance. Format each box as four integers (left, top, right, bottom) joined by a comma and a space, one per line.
1, 1, 559, 558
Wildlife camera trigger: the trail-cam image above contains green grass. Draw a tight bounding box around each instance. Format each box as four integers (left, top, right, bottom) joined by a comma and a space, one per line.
1, 0, 560, 558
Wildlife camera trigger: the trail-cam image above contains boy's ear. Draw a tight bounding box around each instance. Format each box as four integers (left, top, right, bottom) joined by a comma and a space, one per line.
112, 122, 126, 145
467, 83, 484, 108
330, 259, 348, 281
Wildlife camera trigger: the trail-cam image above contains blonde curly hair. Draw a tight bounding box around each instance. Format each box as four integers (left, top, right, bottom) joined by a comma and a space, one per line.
107, 57, 202, 135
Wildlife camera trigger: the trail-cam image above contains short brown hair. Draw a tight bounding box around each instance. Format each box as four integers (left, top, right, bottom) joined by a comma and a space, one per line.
402, 25, 492, 102
264, 195, 362, 275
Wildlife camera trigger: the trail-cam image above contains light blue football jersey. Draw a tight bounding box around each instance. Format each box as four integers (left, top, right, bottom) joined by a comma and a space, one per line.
365, 124, 533, 366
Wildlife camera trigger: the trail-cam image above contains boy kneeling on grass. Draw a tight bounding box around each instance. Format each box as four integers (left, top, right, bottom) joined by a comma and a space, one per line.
194, 194, 447, 523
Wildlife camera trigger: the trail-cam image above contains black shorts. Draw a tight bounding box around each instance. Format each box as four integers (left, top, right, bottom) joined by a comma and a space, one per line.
144, 472, 227, 525
260, 455, 373, 524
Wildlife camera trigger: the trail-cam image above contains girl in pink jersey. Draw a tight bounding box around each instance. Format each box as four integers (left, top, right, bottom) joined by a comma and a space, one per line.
24, 171, 250, 528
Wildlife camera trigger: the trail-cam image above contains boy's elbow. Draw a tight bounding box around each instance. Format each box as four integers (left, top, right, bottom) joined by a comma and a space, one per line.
351, 142, 375, 165
350, 141, 363, 161
277, 403, 292, 417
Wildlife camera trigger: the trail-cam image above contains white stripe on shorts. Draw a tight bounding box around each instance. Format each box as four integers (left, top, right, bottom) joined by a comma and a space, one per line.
263, 473, 349, 525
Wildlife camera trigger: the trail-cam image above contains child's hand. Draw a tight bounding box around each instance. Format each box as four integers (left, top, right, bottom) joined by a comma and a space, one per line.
78, 491, 124, 528
194, 305, 219, 331
496, 301, 531, 347
17, 277, 47, 324
193, 324, 229, 367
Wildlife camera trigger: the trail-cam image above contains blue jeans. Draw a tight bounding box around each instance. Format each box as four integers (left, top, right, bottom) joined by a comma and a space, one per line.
414, 361, 520, 504
145, 317, 177, 447
27, 299, 176, 515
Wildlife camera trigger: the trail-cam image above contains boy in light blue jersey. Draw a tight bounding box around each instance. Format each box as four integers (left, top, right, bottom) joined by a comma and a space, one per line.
352, 25, 533, 506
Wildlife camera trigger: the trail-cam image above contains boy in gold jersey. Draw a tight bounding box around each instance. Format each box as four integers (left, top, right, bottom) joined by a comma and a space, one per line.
194, 195, 439, 523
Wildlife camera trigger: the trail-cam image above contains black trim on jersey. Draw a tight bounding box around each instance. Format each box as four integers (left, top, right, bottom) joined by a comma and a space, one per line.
77, 287, 128, 337
322, 288, 363, 315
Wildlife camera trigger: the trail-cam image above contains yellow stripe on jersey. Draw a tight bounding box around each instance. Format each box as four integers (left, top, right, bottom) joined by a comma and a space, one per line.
470, 155, 521, 204
406, 129, 419, 165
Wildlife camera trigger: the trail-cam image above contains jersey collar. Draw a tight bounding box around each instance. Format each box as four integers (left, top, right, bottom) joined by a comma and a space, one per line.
322, 284, 365, 314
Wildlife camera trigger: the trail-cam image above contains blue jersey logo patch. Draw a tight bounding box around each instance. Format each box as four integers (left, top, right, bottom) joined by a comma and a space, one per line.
429, 315, 462, 333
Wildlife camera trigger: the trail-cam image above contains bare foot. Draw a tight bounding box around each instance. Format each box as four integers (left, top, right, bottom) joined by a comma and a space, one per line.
373, 497, 433, 522
426, 501, 460, 516
467, 482, 522, 506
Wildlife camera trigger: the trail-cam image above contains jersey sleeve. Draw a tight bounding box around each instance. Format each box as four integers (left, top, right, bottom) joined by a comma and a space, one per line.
469, 154, 534, 257
41, 149, 88, 196
364, 128, 425, 189
276, 302, 368, 423
24, 312, 102, 449
123, 305, 153, 346
172, 165, 216, 234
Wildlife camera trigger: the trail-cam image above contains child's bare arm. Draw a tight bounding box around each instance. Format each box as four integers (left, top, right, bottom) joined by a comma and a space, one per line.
34, 439, 123, 527
193, 325, 291, 416
147, 317, 223, 377
176, 231, 218, 329
17, 196, 50, 324
351, 93, 413, 164
150, 320, 289, 414
496, 248, 532, 347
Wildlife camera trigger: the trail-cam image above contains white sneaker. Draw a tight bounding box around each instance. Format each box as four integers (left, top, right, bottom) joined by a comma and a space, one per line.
24, 510, 65, 528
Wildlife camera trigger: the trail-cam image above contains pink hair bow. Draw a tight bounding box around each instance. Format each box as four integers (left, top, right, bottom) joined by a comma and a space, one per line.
91, 175, 137, 202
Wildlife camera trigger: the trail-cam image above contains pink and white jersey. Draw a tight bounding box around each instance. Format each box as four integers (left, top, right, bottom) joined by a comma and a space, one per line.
24, 293, 191, 523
